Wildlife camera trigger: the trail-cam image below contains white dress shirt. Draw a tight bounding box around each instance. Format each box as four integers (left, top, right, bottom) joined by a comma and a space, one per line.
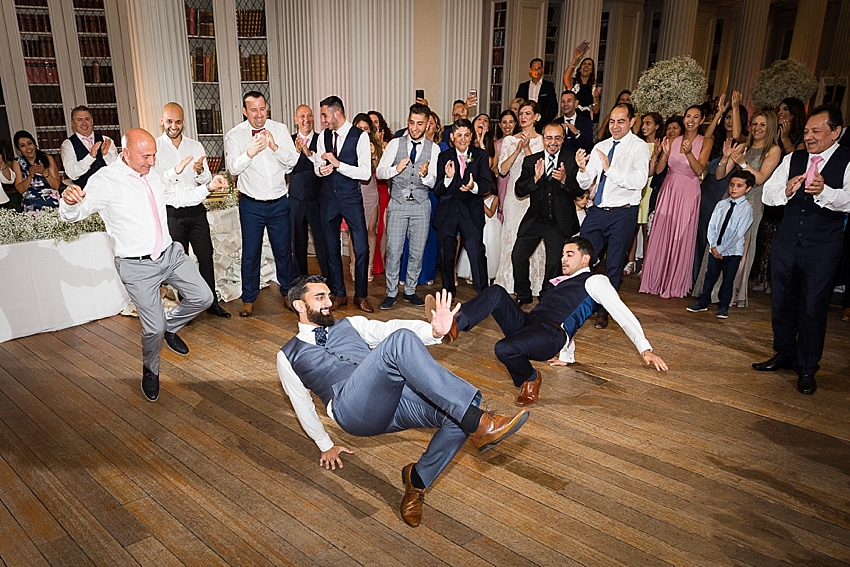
224, 119, 299, 200
276, 316, 442, 451
312, 121, 372, 181
375, 136, 439, 187
577, 131, 650, 207
442, 148, 480, 194
762, 142, 850, 212
557, 267, 653, 362
528, 79, 542, 102
60, 132, 119, 181
59, 158, 211, 258
154, 133, 212, 208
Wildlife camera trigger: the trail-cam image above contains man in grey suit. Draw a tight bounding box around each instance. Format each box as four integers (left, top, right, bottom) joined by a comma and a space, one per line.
376, 103, 440, 309
277, 276, 530, 527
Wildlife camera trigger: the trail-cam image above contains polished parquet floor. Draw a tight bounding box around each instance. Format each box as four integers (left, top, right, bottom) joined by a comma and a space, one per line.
1, 270, 849, 566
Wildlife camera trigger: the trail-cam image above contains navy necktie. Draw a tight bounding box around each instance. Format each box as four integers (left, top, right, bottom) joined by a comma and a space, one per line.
410, 141, 420, 163
717, 201, 736, 245
593, 140, 619, 207
313, 326, 328, 346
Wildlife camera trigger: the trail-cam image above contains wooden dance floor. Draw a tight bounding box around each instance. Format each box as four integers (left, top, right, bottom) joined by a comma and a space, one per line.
1, 271, 848, 566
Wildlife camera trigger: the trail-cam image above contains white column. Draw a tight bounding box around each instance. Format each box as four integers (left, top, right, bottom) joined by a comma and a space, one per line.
829, 0, 850, 76
656, 0, 699, 60
440, 0, 483, 120
556, 0, 603, 91
789, 0, 828, 72
123, 0, 193, 136
727, 0, 770, 108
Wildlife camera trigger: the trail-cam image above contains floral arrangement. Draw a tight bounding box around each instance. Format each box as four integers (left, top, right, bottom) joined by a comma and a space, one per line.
632, 56, 708, 119
751, 58, 817, 110
204, 190, 239, 212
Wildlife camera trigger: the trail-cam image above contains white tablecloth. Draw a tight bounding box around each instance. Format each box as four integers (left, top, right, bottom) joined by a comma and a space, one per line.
0, 232, 131, 343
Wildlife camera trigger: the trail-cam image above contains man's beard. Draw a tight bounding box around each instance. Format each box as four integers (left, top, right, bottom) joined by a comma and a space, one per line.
306, 304, 335, 327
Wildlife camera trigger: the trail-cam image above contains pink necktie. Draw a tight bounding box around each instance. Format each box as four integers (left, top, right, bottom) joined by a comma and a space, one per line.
550, 275, 569, 286
83, 136, 93, 150
139, 174, 163, 260
805, 155, 823, 186
459, 153, 467, 177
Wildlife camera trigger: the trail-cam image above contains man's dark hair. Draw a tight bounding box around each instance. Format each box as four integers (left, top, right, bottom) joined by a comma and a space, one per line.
320, 95, 345, 116
288, 274, 328, 305
561, 90, 577, 99
409, 103, 430, 120
729, 170, 756, 188
71, 105, 92, 120
452, 99, 466, 107
529, 57, 543, 67
612, 103, 635, 120
451, 118, 474, 134
808, 104, 844, 131
564, 236, 594, 259
242, 90, 266, 108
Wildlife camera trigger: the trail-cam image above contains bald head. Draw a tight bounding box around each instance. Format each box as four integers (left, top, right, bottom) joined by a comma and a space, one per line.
161, 102, 185, 141
122, 128, 157, 175
294, 104, 314, 136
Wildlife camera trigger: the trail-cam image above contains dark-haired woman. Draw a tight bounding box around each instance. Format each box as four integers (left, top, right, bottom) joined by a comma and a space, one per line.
350, 114, 382, 282
640, 106, 712, 298
494, 109, 518, 222
11, 130, 61, 213
704, 91, 748, 161
563, 44, 600, 120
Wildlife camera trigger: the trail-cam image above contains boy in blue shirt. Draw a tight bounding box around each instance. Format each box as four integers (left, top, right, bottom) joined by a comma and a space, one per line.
688, 170, 755, 318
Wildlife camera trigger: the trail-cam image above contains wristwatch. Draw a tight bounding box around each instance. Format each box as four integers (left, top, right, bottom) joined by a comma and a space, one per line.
740, 162, 748, 170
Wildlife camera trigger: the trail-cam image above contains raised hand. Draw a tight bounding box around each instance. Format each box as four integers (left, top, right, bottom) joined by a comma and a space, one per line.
444, 159, 456, 179
193, 154, 206, 174
731, 90, 742, 108
247, 133, 268, 158
89, 141, 103, 158
429, 289, 461, 338
396, 156, 411, 173
533, 157, 545, 182
681, 138, 692, 155
30, 163, 45, 175
575, 149, 588, 171
785, 174, 805, 197
596, 148, 610, 171
208, 174, 229, 192
175, 154, 194, 175
419, 159, 430, 177
805, 172, 825, 195
263, 130, 278, 151
721, 138, 734, 158
322, 151, 340, 168
460, 174, 474, 192
100, 137, 112, 155
661, 136, 672, 155
552, 162, 567, 182
716, 93, 729, 116
62, 184, 86, 205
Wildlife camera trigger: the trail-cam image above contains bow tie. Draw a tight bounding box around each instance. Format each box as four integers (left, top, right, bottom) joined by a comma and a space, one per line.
252, 128, 265, 136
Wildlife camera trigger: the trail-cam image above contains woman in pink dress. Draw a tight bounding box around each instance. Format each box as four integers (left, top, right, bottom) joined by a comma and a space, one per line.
640, 105, 712, 298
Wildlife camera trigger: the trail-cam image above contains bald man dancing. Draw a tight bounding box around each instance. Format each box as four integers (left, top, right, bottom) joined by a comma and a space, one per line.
60, 128, 228, 402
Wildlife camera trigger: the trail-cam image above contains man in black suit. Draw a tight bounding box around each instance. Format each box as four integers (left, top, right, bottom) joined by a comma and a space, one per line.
755, 105, 850, 395
290, 104, 328, 278
559, 91, 594, 153
512, 122, 584, 304
434, 119, 492, 294
516, 59, 558, 131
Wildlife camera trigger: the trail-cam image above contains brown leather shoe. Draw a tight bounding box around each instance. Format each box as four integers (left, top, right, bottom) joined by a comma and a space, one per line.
354, 296, 374, 313
239, 302, 253, 317
469, 408, 530, 453
442, 318, 458, 344
330, 295, 348, 310
516, 370, 542, 406
424, 294, 436, 322
842, 307, 850, 322
282, 296, 292, 312
594, 311, 609, 329
400, 463, 425, 527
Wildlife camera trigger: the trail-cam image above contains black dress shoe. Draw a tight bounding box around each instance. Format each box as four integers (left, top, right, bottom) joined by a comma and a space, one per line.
164, 331, 189, 355
142, 366, 159, 402
752, 355, 793, 372
797, 374, 817, 395
379, 296, 397, 310
515, 297, 532, 306
207, 302, 231, 318
402, 293, 425, 306
594, 312, 609, 329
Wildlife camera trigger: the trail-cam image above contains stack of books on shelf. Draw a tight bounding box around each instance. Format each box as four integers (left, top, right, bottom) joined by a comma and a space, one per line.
239, 53, 267, 82
90, 107, 119, 126
191, 46, 217, 82
21, 37, 55, 57
79, 37, 110, 57
17, 13, 52, 33
186, 7, 215, 36
29, 86, 62, 104
37, 131, 65, 150
33, 107, 64, 126
236, 9, 265, 36
83, 62, 113, 84
206, 157, 223, 174
85, 85, 116, 104
195, 104, 222, 135
25, 61, 59, 84
73, 0, 106, 8
75, 14, 107, 33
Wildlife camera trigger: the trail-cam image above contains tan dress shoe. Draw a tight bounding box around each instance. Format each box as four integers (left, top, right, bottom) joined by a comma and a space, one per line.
354, 296, 374, 313
842, 307, 850, 322
516, 371, 542, 406
330, 295, 348, 310
239, 302, 253, 317
469, 408, 530, 453
400, 463, 425, 527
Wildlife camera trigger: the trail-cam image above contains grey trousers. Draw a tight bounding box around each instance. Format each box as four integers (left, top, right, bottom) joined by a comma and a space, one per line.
332, 329, 479, 487
384, 197, 431, 296
114, 242, 213, 375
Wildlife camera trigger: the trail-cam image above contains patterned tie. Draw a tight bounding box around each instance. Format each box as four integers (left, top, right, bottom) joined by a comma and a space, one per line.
805, 155, 823, 186
717, 200, 736, 245
313, 326, 328, 346
546, 154, 556, 178
593, 140, 619, 207
251, 128, 264, 136
459, 152, 467, 178
410, 141, 420, 163
137, 173, 163, 260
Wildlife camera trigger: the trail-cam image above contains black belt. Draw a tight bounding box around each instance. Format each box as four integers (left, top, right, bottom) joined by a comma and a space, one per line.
599, 204, 637, 211
120, 255, 151, 260
240, 192, 287, 203
166, 203, 207, 218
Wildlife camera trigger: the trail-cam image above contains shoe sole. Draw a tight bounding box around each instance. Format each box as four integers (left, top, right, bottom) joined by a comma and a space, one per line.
165, 340, 189, 356
380, 302, 396, 310
402, 297, 424, 305
477, 411, 530, 454
686, 307, 708, 312
716, 314, 728, 319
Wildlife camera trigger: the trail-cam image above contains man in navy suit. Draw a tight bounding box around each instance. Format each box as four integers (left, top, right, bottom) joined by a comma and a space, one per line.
559, 91, 594, 153
434, 119, 492, 294
290, 104, 328, 278
512, 122, 584, 304
516, 59, 558, 131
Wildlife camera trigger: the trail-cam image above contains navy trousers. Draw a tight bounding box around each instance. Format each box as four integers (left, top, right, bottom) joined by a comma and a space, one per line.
580, 205, 639, 291
290, 196, 329, 278
697, 254, 741, 309
322, 189, 370, 298
239, 194, 293, 303
770, 237, 843, 375
331, 329, 479, 487
456, 285, 565, 386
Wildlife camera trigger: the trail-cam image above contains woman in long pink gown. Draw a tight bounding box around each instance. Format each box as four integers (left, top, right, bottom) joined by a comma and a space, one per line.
640, 105, 712, 298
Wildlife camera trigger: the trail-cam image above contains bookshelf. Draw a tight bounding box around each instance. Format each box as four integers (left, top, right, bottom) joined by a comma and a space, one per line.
236, 0, 270, 117
72, 0, 121, 147
488, 1, 508, 121
186, 0, 225, 173
543, 2, 561, 85
15, 0, 65, 160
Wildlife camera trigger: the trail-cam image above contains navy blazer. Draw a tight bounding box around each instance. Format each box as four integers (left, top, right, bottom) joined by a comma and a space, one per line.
514, 149, 584, 238
516, 79, 558, 126
434, 145, 492, 231
559, 113, 595, 153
